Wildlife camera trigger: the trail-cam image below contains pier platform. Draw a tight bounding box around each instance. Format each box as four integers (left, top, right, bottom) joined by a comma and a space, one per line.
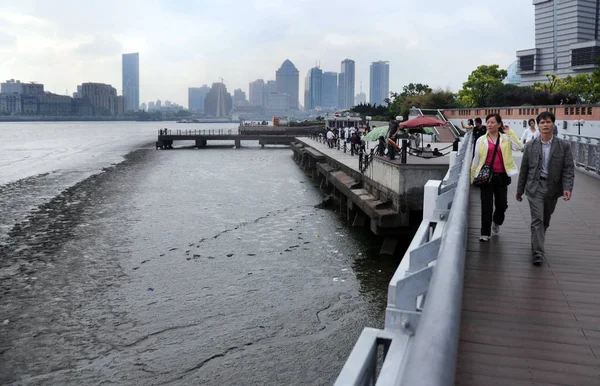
292, 137, 452, 243
156, 129, 295, 149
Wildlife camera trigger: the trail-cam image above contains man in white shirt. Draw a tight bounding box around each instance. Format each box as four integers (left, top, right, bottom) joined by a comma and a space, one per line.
326, 129, 335, 148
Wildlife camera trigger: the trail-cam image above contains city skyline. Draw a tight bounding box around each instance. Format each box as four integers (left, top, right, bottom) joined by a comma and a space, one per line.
0, 0, 534, 105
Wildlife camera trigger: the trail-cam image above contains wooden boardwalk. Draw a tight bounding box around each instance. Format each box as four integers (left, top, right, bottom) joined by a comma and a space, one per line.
456, 169, 600, 385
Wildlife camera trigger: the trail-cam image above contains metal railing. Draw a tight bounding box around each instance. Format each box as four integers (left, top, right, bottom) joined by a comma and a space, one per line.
335, 132, 473, 386
419, 108, 464, 138
158, 129, 235, 136
562, 134, 600, 175
306, 130, 455, 174
436, 109, 464, 138
307, 131, 374, 172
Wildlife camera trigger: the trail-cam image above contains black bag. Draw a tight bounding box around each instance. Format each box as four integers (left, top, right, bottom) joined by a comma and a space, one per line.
473, 136, 500, 187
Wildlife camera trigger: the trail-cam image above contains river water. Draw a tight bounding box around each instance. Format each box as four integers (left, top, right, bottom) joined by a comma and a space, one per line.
0, 122, 402, 385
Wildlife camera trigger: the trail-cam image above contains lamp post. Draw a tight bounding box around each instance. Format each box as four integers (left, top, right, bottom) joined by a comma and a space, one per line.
366, 115, 372, 130
574, 119, 585, 136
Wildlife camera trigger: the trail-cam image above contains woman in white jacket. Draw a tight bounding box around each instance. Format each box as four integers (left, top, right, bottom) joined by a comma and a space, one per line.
520, 118, 539, 148
471, 113, 523, 241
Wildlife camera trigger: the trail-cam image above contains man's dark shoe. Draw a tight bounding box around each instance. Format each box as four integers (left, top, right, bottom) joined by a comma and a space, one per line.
532, 255, 544, 266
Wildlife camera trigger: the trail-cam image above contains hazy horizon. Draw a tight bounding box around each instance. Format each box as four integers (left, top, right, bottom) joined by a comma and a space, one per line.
0, 0, 534, 107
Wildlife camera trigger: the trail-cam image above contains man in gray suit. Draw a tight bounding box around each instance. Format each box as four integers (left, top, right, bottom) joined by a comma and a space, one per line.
516, 111, 575, 266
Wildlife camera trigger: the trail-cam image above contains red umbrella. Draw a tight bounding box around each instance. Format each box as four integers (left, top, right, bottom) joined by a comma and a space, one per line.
398, 116, 448, 153
398, 116, 447, 129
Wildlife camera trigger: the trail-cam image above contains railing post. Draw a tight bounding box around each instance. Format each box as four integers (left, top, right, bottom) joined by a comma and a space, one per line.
358, 149, 363, 171
596, 139, 600, 175
585, 138, 592, 170
401, 139, 408, 164
575, 136, 582, 166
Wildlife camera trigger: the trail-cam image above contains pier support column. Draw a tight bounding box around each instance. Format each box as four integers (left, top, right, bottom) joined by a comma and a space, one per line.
235, 139, 241, 148
380, 237, 398, 257
195, 139, 207, 148
352, 212, 367, 227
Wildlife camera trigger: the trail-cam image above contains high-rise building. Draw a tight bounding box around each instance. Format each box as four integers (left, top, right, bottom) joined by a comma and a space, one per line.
338, 59, 355, 109
275, 59, 299, 110
249, 79, 265, 106
122, 52, 139, 112
370, 61, 390, 106
322, 72, 338, 109
148, 101, 155, 111
188, 85, 210, 112
265, 80, 278, 108
204, 82, 232, 117
304, 67, 323, 111
517, 0, 600, 85
233, 88, 247, 106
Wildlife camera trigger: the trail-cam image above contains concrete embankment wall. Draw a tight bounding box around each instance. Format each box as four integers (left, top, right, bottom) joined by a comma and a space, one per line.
291, 138, 448, 237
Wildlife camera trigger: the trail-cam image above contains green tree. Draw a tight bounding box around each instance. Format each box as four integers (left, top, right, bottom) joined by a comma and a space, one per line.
176, 109, 192, 117
532, 73, 565, 94
590, 58, 600, 103
400, 83, 432, 97
458, 64, 508, 107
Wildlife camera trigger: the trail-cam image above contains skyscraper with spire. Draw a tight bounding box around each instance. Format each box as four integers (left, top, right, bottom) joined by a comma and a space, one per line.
355, 82, 366, 105
304, 67, 323, 111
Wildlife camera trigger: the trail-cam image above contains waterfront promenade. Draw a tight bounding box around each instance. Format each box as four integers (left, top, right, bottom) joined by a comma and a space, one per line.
325, 131, 600, 385
456, 167, 600, 385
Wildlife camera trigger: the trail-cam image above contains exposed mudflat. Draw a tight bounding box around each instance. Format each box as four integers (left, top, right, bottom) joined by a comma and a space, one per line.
0, 125, 401, 385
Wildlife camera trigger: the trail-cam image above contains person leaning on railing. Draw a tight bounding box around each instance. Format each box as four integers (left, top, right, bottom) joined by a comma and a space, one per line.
471, 113, 523, 242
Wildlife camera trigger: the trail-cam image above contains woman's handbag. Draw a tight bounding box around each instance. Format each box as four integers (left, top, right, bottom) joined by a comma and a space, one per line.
473, 136, 500, 187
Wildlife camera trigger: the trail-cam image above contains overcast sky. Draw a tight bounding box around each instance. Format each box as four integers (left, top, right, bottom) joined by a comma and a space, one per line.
0, 0, 534, 107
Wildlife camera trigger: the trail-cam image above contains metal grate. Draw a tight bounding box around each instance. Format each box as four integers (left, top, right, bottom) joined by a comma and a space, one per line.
571, 47, 600, 66
519, 55, 535, 71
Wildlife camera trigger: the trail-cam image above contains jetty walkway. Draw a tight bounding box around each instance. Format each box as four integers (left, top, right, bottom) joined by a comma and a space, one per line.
155, 128, 296, 149
318, 132, 600, 386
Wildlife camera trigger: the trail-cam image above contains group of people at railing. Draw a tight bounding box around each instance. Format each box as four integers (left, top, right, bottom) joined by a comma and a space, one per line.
317, 119, 449, 163
467, 111, 574, 266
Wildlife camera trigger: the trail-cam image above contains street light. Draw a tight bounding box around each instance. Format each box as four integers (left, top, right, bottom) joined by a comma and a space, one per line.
574, 119, 585, 136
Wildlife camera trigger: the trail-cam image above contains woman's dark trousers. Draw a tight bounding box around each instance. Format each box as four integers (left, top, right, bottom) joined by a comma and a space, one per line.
479, 173, 508, 236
